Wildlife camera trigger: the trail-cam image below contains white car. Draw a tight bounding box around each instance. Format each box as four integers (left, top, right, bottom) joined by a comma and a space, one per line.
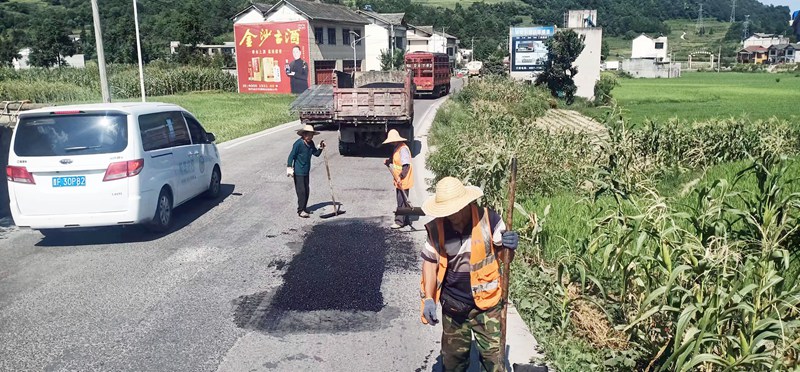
6, 102, 222, 233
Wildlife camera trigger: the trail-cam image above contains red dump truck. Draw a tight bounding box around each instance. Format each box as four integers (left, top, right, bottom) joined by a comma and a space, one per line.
405, 52, 450, 98
290, 70, 415, 156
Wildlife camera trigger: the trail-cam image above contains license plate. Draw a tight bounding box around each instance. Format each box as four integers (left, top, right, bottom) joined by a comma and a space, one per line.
52, 176, 86, 187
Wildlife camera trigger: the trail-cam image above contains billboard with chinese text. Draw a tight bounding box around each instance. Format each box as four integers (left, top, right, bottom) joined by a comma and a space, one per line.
234, 21, 310, 94
509, 26, 555, 73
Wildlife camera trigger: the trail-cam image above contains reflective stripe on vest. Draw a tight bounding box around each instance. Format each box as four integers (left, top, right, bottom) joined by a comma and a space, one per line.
392, 143, 413, 190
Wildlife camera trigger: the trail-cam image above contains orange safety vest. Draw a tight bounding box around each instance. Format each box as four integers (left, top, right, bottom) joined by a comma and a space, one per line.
391, 143, 413, 190
419, 205, 502, 323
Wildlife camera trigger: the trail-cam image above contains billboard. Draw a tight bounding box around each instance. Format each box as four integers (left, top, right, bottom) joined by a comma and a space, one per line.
510, 26, 555, 72
234, 21, 310, 94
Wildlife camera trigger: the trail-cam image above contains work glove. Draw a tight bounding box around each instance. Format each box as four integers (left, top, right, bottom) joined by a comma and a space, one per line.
422, 298, 438, 325
286, 167, 294, 177
502, 231, 519, 250
319, 140, 326, 149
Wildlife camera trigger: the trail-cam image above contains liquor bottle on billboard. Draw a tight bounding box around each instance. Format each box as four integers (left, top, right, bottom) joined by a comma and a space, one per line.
250, 57, 262, 81
285, 59, 290, 74
273, 64, 281, 82
262, 58, 274, 82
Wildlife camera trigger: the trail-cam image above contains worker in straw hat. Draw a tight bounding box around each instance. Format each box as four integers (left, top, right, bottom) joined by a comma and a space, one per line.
419, 176, 519, 372
287, 124, 325, 218
382, 129, 413, 229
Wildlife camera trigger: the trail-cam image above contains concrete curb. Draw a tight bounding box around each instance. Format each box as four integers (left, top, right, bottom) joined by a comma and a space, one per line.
410, 89, 544, 370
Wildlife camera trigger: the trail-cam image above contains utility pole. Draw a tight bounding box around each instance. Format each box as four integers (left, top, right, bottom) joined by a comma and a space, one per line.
471, 37, 474, 62
133, 0, 146, 102
743, 15, 750, 41
90, 0, 110, 103
696, 4, 705, 35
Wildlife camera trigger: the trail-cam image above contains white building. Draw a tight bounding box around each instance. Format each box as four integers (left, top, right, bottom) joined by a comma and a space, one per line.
571, 27, 602, 100
631, 34, 668, 61
566, 9, 597, 28
743, 33, 790, 48
357, 11, 407, 71
406, 25, 459, 68
12, 48, 85, 70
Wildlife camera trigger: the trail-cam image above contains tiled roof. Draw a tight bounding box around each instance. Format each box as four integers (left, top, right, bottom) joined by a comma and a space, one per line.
740, 45, 768, 53
358, 11, 405, 26
413, 25, 456, 39
268, 0, 369, 24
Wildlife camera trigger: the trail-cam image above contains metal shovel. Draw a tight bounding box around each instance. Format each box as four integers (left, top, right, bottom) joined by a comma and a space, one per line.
387, 165, 425, 216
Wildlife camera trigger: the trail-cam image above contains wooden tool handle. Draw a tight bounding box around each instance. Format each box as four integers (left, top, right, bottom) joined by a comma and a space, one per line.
499, 157, 517, 365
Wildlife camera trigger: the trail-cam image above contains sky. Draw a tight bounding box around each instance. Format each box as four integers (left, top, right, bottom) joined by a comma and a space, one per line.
759, 0, 799, 12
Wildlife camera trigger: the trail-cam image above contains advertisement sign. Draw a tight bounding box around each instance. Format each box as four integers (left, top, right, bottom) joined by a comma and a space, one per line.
510, 26, 555, 72
234, 21, 310, 94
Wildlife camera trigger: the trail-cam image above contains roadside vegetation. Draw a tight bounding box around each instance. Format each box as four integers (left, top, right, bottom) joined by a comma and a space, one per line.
428, 77, 800, 371
576, 72, 800, 125
0, 64, 295, 143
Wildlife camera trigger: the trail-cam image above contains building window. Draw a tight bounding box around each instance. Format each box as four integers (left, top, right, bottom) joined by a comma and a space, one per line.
327, 28, 337, 45
447, 47, 454, 56
654, 42, 664, 50
394, 36, 404, 49
343, 29, 351, 45
314, 27, 324, 44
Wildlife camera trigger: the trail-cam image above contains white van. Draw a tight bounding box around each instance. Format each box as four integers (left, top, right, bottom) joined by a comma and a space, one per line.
6, 102, 222, 232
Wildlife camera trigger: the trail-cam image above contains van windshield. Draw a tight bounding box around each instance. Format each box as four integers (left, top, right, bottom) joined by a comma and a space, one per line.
14, 114, 128, 157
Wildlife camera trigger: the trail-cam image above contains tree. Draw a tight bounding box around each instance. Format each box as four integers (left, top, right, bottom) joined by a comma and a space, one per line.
380, 48, 405, 70
535, 29, 584, 105
0, 36, 21, 67
27, 14, 76, 67
601, 39, 609, 61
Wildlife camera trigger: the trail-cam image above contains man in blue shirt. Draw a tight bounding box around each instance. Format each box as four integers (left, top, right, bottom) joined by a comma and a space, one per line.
287, 125, 325, 218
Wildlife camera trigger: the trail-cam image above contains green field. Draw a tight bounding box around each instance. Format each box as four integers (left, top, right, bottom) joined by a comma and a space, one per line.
133, 92, 296, 143
600, 72, 800, 124
606, 19, 733, 61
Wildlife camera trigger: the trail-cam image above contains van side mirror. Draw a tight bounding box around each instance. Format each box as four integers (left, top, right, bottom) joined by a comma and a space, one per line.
206, 133, 216, 143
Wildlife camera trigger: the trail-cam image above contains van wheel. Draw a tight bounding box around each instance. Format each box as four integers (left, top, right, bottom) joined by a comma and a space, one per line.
204, 166, 221, 199
148, 188, 173, 233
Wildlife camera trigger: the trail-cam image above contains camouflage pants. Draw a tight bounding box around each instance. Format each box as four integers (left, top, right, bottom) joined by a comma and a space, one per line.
441, 303, 503, 372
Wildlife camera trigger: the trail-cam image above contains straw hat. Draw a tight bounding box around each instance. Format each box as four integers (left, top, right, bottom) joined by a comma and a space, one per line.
422, 177, 484, 218
297, 124, 320, 135
382, 129, 407, 145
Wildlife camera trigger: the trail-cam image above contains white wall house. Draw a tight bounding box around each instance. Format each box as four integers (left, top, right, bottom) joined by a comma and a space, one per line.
357, 11, 406, 71
631, 34, 668, 60
12, 48, 85, 70
406, 25, 459, 68
572, 27, 602, 100
232, 0, 369, 84
743, 33, 791, 48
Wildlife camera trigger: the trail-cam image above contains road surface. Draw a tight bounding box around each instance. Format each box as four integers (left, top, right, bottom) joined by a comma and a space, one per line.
0, 81, 469, 371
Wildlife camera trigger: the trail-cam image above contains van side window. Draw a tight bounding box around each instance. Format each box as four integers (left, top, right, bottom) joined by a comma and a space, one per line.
138, 111, 191, 151
184, 115, 208, 144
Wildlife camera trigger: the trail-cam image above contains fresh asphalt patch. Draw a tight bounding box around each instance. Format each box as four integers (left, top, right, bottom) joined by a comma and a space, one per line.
233, 217, 418, 335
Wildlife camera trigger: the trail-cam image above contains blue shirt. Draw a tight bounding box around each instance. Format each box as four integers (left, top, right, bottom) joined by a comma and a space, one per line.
287, 138, 322, 176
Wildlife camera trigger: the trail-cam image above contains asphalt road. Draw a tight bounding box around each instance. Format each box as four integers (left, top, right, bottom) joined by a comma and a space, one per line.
0, 80, 464, 371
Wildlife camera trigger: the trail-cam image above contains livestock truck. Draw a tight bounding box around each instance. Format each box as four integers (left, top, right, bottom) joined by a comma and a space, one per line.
404, 51, 451, 98
290, 70, 415, 156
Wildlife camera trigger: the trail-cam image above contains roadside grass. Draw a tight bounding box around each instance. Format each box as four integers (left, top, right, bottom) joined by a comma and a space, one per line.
577, 72, 800, 124
149, 92, 297, 143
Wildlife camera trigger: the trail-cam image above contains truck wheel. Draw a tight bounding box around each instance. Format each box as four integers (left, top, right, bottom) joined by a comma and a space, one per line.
338, 141, 353, 156
405, 125, 415, 150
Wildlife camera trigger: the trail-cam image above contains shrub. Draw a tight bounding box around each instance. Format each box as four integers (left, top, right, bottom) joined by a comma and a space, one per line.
593, 72, 618, 106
